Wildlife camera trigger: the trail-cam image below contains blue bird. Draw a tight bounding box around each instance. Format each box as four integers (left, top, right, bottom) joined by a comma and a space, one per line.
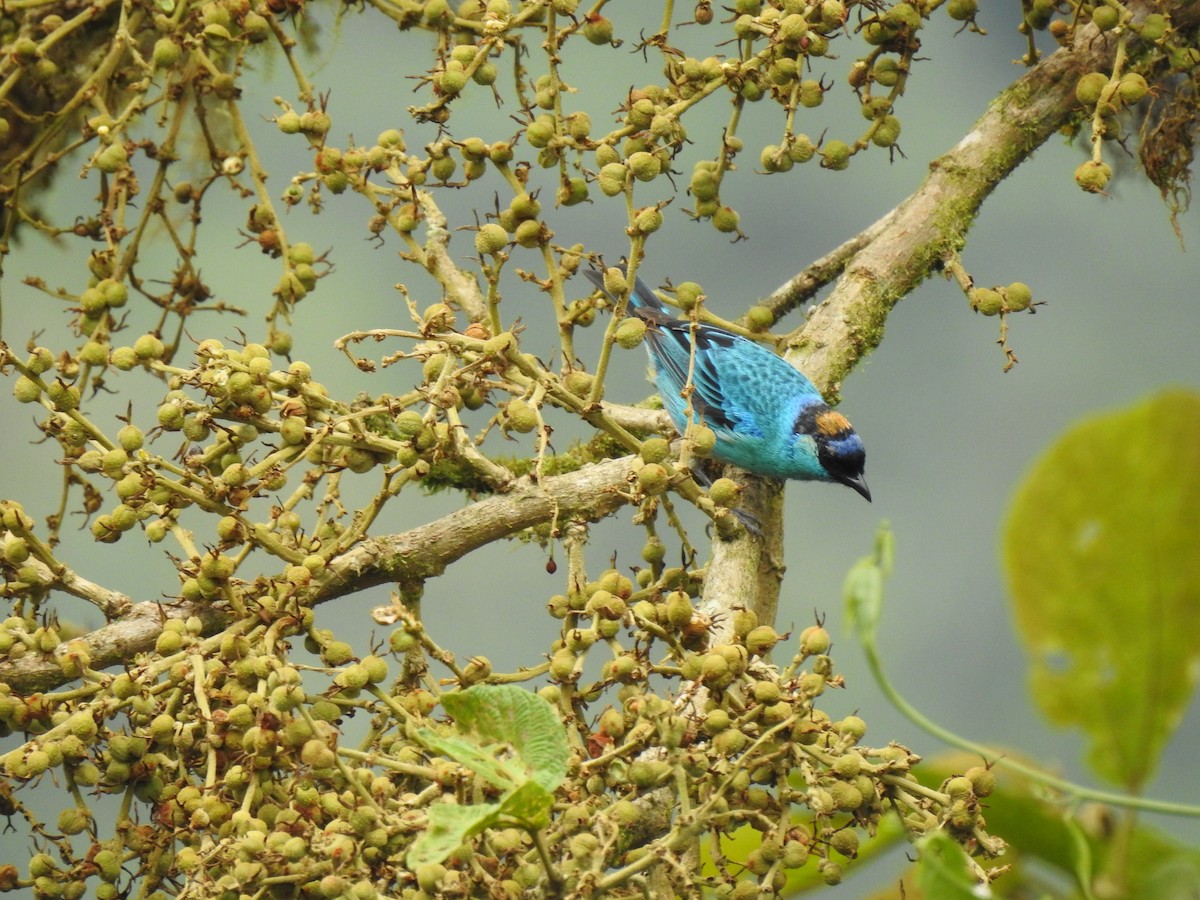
586, 270, 870, 501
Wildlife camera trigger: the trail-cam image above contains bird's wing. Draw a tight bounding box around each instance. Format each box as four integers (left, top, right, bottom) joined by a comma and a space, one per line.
648, 322, 747, 434
629, 276, 674, 320
678, 324, 829, 438
585, 268, 826, 438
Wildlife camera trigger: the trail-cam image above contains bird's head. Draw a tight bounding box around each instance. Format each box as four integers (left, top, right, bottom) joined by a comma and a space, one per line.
796, 407, 870, 501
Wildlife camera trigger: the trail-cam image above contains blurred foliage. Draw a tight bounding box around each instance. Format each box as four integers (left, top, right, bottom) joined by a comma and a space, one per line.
1005, 389, 1200, 791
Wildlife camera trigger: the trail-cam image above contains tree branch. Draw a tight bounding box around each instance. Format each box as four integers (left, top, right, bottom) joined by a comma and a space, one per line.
706, 12, 1149, 623
782, 17, 1134, 399
698, 475, 786, 642
0, 454, 639, 694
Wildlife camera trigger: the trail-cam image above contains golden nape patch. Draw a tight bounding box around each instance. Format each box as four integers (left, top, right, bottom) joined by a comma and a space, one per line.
815, 411, 851, 436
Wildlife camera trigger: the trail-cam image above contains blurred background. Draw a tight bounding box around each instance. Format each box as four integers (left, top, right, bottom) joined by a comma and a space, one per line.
1, 3, 1196, 888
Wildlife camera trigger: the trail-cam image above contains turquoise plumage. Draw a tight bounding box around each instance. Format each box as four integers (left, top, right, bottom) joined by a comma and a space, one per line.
587, 270, 870, 500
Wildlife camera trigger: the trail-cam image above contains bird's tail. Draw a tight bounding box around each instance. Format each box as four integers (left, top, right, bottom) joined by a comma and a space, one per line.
584, 268, 674, 324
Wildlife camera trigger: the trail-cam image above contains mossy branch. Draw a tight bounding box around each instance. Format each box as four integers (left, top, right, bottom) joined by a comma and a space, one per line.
774, 10, 1148, 400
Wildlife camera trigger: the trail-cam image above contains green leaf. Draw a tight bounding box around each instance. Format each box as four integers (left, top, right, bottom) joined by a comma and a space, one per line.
497, 780, 554, 830
914, 749, 1200, 899
407, 799, 501, 868
707, 815, 910, 895
844, 521, 892, 644
441, 684, 569, 791
406, 685, 569, 867
414, 730, 522, 792
914, 831, 984, 900
1004, 389, 1200, 789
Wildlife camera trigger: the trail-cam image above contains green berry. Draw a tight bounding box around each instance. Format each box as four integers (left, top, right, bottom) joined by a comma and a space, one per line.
1091, 5, 1119, 31
745, 625, 780, 656
712, 206, 740, 233
79, 341, 108, 366
26, 348, 54, 375
47, 381, 80, 412
95, 143, 128, 174
598, 162, 628, 197
583, 15, 614, 44
665, 590, 693, 626
634, 206, 663, 234
475, 223, 508, 256
503, 399, 538, 433
799, 625, 831, 655
510, 192, 541, 220
156, 629, 184, 655
13, 376, 40, 404
820, 140, 851, 170
829, 829, 859, 858
969, 287, 1004, 316
637, 463, 670, 495
4, 538, 30, 564
872, 115, 902, 148
946, 0, 976, 20
884, 2, 921, 32
712, 727, 745, 755
439, 67, 467, 95
134, 334, 165, 360
690, 165, 719, 201
80, 288, 107, 316
117, 425, 144, 452
837, 715, 867, 741
684, 423, 716, 456
760, 144, 793, 174
614, 317, 647, 349
708, 477, 741, 507
1138, 13, 1167, 42
966, 765, 995, 797
110, 347, 137, 370
1117, 72, 1149, 105
557, 177, 589, 206
703, 709, 731, 735
152, 37, 182, 69
563, 370, 596, 398
514, 218, 542, 248
799, 79, 824, 108
675, 282, 703, 309
526, 115, 555, 148
639, 437, 671, 464
1074, 159, 1112, 193
746, 305, 774, 331
873, 56, 900, 87
1004, 282, 1032, 312
1075, 72, 1109, 106
945, 775, 974, 799
627, 151, 661, 182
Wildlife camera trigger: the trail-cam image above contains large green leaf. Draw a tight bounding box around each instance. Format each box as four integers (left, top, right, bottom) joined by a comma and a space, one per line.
914, 832, 983, 900
442, 683, 569, 791
406, 685, 568, 867
407, 800, 502, 868
1004, 389, 1200, 789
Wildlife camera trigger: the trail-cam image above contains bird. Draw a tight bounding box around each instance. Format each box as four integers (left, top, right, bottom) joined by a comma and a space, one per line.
585, 269, 870, 501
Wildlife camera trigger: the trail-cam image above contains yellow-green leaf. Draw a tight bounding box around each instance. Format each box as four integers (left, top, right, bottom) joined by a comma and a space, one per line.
1004, 389, 1200, 789
914, 832, 983, 900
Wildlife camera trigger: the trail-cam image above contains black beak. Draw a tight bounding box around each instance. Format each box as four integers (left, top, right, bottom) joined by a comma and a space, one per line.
840, 473, 871, 502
